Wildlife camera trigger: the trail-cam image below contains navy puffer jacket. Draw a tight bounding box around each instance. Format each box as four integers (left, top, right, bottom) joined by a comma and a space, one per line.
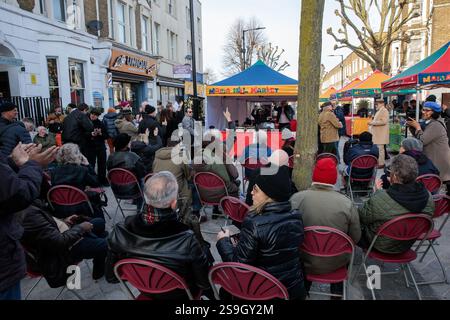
0, 117, 32, 157
102, 112, 119, 139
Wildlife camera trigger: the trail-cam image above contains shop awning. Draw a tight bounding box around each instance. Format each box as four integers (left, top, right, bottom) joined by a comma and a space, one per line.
382, 41, 450, 91
206, 60, 298, 97
331, 78, 362, 101
343, 70, 390, 98
320, 87, 336, 102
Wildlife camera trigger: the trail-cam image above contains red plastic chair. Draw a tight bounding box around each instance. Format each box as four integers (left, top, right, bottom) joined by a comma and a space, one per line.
208, 262, 289, 300
47, 185, 95, 218
300, 226, 355, 300
194, 172, 229, 232
346, 155, 378, 202
415, 195, 450, 285
219, 196, 250, 226
144, 173, 153, 183
113, 258, 200, 300
416, 174, 442, 194
107, 168, 144, 222
316, 153, 339, 165
353, 214, 433, 300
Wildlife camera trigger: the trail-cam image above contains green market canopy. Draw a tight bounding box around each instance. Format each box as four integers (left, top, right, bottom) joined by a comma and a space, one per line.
382, 41, 450, 91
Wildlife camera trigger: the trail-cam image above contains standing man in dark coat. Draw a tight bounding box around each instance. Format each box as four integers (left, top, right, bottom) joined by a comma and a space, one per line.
0, 102, 32, 157
85, 108, 108, 186
0, 142, 58, 300
276, 101, 295, 131
62, 103, 94, 156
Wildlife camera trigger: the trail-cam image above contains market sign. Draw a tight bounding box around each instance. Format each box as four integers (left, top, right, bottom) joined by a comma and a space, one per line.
0, 56, 23, 66
185, 81, 206, 97
419, 72, 450, 85
206, 85, 297, 97
109, 49, 157, 78
173, 64, 192, 79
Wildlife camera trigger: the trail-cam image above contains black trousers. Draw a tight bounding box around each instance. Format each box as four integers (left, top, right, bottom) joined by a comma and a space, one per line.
86, 145, 107, 183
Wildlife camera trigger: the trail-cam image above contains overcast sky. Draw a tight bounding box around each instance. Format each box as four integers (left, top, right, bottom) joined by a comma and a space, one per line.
202, 0, 355, 82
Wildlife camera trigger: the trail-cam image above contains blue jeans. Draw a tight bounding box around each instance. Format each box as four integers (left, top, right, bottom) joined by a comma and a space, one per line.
335, 141, 341, 163
0, 281, 21, 300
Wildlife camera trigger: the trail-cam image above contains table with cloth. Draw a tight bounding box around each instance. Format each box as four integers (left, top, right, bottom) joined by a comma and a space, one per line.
345, 117, 371, 136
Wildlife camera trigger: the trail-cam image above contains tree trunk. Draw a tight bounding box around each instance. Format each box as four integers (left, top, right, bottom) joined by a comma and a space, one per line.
293, 0, 325, 191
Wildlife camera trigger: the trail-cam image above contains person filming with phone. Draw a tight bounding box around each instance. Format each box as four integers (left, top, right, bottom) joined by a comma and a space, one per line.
407, 101, 450, 195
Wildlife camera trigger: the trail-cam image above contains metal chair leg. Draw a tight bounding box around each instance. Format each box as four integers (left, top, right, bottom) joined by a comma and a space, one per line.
414, 244, 449, 286
24, 276, 43, 300
54, 286, 66, 300
419, 240, 434, 263
406, 263, 422, 300
343, 280, 347, 300
363, 263, 376, 300
69, 289, 85, 300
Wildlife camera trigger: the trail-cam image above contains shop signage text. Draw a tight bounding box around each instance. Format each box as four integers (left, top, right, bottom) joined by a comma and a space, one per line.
207, 85, 298, 96
420, 73, 450, 85
109, 49, 157, 78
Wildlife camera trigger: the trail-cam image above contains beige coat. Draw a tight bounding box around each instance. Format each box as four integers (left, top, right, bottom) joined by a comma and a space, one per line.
115, 118, 138, 140
369, 106, 390, 145
416, 119, 450, 182
290, 184, 361, 275
318, 110, 342, 143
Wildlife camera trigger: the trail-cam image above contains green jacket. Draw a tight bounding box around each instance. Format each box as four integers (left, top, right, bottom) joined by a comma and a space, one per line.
33, 133, 56, 151
290, 183, 361, 275
359, 189, 434, 254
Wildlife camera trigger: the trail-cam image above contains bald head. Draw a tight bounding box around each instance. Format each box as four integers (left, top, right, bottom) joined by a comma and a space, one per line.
268, 149, 289, 167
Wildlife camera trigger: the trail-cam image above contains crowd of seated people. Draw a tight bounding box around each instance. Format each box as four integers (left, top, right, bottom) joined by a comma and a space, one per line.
1, 97, 448, 302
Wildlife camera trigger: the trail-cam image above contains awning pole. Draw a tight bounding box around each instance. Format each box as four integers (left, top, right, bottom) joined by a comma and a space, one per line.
416, 86, 421, 121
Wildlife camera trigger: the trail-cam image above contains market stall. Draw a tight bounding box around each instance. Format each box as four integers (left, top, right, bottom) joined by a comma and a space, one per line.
342, 71, 391, 137
382, 41, 450, 151
320, 87, 336, 103
206, 60, 298, 129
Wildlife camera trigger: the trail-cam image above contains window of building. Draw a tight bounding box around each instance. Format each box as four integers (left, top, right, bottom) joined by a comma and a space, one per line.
409, 0, 423, 24
108, 0, 115, 38
187, 41, 192, 58
69, 60, 85, 105
169, 31, 177, 61
53, 0, 66, 22
168, 0, 175, 16
197, 17, 201, 39
154, 23, 160, 55
39, 0, 46, 15
129, 6, 135, 47
408, 38, 422, 66
186, 6, 191, 29
47, 58, 60, 107
141, 16, 149, 52
117, 1, 127, 44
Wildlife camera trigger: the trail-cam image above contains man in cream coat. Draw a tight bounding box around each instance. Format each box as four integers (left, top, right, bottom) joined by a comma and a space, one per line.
369, 99, 390, 168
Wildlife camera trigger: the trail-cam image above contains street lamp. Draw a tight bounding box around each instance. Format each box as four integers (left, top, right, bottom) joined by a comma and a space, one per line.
329, 54, 344, 89
242, 27, 266, 70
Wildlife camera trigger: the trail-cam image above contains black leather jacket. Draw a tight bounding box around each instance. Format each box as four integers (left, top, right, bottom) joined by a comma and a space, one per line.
21, 202, 86, 288
106, 212, 212, 298
61, 109, 94, 149
217, 201, 305, 299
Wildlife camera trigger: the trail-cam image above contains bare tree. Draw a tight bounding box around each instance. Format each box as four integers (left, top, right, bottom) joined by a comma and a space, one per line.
222, 17, 267, 76
293, 0, 326, 191
256, 43, 290, 72
327, 0, 422, 74
203, 67, 217, 85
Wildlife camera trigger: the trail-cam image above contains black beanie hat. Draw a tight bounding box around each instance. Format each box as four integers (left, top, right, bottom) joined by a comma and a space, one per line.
359, 131, 373, 142
254, 166, 292, 202
0, 102, 17, 113
145, 105, 156, 114
113, 133, 131, 150
426, 95, 437, 102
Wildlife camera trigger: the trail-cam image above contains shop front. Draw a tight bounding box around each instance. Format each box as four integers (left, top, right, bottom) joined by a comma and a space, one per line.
156, 76, 185, 106
108, 48, 157, 113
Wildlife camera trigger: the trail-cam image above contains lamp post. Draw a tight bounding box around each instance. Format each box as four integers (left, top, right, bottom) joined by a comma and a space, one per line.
329, 54, 344, 89
189, 0, 200, 120
242, 27, 266, 70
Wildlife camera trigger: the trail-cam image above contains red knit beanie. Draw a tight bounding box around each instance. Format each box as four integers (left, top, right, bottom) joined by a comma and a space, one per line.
312, 158, 338, 185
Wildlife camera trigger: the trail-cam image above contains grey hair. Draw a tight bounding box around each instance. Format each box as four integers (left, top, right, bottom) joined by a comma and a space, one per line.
144, 171, 179, 209
390, 154, 419, 184
55, 143, 83, 165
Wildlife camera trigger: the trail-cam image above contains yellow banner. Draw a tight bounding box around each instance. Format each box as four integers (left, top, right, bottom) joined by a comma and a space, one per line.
185, 81, 206, 97
206, 85, 298, 97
